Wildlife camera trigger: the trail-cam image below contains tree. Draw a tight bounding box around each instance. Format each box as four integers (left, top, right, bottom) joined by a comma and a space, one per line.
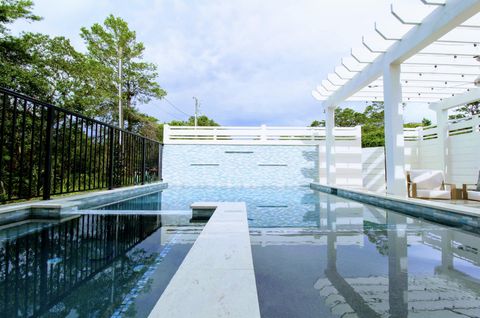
309, 101, 431, 148
310, 120, 325, 127
0, 0, 41, 36
80, 15, 166, 129
169, 115, 220, 127
334, 107, 366, 127
158, 115, 220, 142
449, 101, 480, 120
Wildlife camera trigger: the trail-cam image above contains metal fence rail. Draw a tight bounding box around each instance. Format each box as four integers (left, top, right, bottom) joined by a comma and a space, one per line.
0, 87, 162, 203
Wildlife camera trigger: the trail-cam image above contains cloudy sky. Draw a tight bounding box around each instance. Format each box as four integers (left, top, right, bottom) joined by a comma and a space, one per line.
11, 0, 435, 126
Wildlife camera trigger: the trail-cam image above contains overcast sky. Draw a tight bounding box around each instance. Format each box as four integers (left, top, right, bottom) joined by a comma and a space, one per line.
11, 0, 436, 126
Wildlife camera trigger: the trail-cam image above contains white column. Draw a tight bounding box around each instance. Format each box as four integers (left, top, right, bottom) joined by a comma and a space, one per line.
325, 106, 336, 185
383, 63, 406, 196
436, 109, 448, 177
163, 124, 170, 144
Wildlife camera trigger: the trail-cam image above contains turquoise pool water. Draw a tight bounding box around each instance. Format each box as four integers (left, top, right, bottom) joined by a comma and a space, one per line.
148, 185, 320, 227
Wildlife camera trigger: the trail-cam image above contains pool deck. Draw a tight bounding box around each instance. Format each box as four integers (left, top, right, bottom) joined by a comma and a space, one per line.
310, 183, 480, 229
148, 202, 261, 318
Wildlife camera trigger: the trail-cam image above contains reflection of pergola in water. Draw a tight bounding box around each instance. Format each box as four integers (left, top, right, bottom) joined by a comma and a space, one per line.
316, 197, 480, 318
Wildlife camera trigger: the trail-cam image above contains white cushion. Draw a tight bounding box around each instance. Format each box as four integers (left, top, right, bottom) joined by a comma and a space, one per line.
416, 189, 451, 199
409, 170, 445, 190
467, 191, 480, 201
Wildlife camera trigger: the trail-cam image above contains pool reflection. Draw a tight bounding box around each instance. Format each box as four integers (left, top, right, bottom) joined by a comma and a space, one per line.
0, 214, 162, 317
251, 193, 480, 318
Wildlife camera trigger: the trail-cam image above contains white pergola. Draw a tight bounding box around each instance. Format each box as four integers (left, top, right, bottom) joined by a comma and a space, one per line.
313, 0, 480, 196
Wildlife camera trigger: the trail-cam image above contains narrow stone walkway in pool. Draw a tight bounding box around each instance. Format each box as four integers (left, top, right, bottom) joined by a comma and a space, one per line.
148, 202, 261, 318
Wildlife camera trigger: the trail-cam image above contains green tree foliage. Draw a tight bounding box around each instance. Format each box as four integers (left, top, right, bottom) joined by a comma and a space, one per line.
310, 102, 431, 148
0, 1, 111, 117
169, 115, 220, 127
0, 0, 41, 35
310, 120, 325, 127
80, 15, 166, 130
0, 2, 172, 142
449, 101, 480, 120
2, 33, 110, 115
157, 115, 220, 141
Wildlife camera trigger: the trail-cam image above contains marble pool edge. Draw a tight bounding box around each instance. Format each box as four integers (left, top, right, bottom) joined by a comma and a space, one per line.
148, 201, 261, 318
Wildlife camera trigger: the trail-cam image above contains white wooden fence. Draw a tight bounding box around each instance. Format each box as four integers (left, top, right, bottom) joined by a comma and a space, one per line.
363, 115, 480, 192
163, 124, 361, 145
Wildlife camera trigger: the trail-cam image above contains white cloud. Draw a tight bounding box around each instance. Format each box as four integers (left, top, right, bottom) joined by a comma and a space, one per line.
11, 0, 432, 125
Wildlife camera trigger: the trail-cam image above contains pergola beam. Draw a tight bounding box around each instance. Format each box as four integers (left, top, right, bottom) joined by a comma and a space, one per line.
429, 88, 480, 111
322, 0, 480, 109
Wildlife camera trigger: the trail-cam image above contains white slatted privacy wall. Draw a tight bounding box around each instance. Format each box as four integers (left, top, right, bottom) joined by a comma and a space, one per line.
362, 116, 480, 192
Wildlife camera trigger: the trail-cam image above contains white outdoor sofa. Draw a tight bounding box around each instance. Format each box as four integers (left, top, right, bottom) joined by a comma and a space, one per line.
462, 171, 480, 202
406, 170, 456, 200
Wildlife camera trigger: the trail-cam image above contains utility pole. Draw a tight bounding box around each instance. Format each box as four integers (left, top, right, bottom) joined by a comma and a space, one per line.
192, 96, 200, 127
118, 46, 123, 129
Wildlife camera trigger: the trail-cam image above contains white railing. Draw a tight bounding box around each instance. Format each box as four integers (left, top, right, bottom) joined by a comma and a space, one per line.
404, 115, 480, 142
163, 125, 362, 145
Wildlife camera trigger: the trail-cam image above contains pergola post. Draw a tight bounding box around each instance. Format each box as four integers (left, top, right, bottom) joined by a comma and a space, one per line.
383, 63, 407, 196
325, 106, 336, 185
436, 109, 449, 177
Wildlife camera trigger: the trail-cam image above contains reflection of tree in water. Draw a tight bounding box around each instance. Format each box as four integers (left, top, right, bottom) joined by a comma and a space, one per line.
363, 221, 389, 256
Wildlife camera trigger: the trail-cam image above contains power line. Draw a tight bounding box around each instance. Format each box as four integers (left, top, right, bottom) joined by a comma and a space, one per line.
163, 97, 192, 117
157, 108, 186, 121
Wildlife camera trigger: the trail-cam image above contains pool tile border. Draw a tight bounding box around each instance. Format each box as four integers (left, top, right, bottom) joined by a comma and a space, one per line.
148, 202, 261, 318
310, 183, 480, 231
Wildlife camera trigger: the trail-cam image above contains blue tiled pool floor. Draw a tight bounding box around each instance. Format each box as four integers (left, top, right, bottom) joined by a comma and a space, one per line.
160, 186, 321, 228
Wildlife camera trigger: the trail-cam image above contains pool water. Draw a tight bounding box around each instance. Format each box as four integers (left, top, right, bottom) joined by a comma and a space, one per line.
4, 186, 479, 317
0, 214, 201, 318
103, 185, 480, 317
250, 192, 480, 318
158, 186, 321, 227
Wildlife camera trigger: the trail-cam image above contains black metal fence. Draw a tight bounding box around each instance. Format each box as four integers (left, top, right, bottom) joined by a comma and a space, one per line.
0, 87, 163, 203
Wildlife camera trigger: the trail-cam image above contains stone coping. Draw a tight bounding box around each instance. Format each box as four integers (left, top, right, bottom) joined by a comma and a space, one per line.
148, 202, 261, 318
0, 182, 167, 216
310, 183, 480, 230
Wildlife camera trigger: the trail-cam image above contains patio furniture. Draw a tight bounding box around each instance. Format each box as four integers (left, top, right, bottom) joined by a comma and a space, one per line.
406, 170, 456, 200
462, 171, 480, 201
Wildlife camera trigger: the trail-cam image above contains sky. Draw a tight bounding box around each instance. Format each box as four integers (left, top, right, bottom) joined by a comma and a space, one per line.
11, 0, 436, 126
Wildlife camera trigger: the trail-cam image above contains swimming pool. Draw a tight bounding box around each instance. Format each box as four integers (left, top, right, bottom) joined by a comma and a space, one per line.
3, 185, 479, 317
98, 185, 480, 317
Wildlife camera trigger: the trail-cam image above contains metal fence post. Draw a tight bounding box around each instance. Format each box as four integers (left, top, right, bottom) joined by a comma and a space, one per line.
108, 127, 115, 190
141, 138, 146, 185
43, 107, 54, 200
